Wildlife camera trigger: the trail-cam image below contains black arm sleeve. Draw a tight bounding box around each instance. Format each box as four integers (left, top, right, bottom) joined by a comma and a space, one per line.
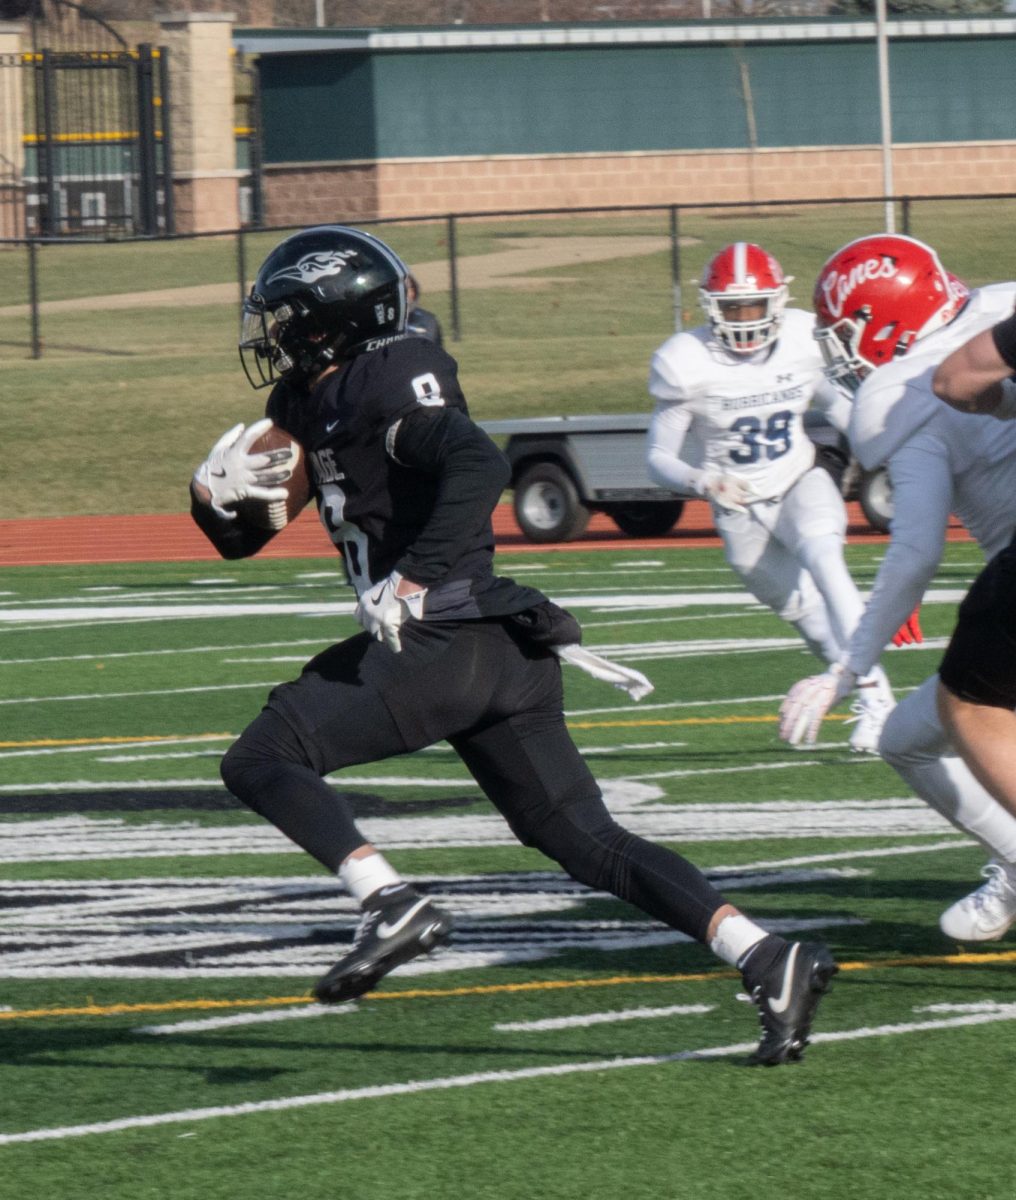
992, 310, 1016, 371
388, 406, 510, 585
189, 481, 278, 561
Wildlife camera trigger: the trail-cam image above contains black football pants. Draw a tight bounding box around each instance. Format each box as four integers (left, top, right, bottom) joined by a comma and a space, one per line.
220, 618, 729, 943
940, 534, 1016, 709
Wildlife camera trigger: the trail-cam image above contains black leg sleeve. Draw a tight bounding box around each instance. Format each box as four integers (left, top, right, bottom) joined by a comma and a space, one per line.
221, 707, 369, 873
451, 710, 730, 944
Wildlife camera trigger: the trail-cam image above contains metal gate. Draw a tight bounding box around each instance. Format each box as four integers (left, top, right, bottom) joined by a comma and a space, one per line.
2, 0, 173, 238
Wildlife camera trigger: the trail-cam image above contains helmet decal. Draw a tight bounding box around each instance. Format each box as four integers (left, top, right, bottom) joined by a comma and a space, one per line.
817, 254, 900, 321
812, 234, 967, 392
265, 249, 357, 289
239, 225, 410, 389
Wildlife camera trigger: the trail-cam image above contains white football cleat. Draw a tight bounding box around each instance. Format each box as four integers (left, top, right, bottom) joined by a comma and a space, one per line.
847, 682, 896, 755
940, 862, 1016, 943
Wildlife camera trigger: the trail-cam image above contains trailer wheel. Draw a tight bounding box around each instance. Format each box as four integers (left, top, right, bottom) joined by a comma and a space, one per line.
607, 501, 684, 538
858, 467, 893, 534
514, 462, 591, 543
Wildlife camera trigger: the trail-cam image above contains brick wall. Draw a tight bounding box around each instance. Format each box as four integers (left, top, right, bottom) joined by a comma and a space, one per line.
262, 142, 1016, 223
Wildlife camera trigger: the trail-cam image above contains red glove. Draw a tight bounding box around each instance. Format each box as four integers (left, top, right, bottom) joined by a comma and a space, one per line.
892, 607, 923, 647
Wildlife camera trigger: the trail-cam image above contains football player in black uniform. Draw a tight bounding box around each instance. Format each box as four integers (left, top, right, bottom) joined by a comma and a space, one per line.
405, 272, 443, 346
191, 225, 837, 1065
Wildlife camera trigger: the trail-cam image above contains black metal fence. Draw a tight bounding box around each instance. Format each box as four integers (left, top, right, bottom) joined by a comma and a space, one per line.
1, 191, 1014, 361
23, 44, 173, 237
0, 1, 174, 240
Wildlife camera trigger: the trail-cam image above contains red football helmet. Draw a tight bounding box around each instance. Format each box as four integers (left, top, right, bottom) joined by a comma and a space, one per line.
699, 242, 790, 354
812, 234, 969, 391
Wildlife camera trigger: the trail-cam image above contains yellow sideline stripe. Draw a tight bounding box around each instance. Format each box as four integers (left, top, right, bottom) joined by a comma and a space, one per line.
5, 951, 1016, 1023
0, 734, 233, 749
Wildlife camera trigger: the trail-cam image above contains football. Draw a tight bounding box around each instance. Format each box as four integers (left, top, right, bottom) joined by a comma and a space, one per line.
236, 422, 312, 531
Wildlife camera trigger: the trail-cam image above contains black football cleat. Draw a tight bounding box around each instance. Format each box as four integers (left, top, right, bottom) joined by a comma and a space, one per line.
743, 940, 838, 1066
314, 886, 453, 1004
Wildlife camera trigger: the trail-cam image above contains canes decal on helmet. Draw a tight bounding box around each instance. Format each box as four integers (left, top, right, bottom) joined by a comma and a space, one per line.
812, 234, 969, 392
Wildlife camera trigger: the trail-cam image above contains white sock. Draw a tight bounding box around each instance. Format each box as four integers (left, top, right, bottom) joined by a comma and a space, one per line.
709, 913, 769, 968
338, 851, 403, 905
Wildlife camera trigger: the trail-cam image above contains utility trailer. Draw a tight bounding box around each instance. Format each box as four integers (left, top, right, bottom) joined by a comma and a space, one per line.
480, 413, 892, 543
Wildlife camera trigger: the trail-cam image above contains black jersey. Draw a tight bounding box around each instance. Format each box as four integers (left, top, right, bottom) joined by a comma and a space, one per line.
194, 337, 545, 620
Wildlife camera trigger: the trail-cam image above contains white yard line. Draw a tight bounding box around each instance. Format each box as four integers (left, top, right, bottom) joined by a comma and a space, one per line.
2, 1009, 1013, 1145
135, 1004, 355, 1035
493, 1004, 715, 1032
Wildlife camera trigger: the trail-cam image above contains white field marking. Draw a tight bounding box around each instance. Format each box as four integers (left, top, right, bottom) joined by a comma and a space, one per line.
0, 616, 206, 635
0, 757, 832, 801
135, 1004, 355, 1035
579, 611, 756, 630
0, 918, 862, 980
222, 657, 312, 664
562, 588, 970, 614
0, 681, 283, 707
102, 740, 691, 764
493, 1004, 714, 1032
0, 585, 970, 634
0, 602, 358, 625
0, 637, 329, 666
0, 798, 965, 864
0, 736, 233, 761
95, 751, 223, 763
566, 692, 784, 717
0, 585, 296, 608
587, 637, 946, 661
603, 638, 947, 663
189, 637, 830, 669
709, 839, 975, 873
5, 1009, 1016, 1145
0, 774, 479, 793
579, 741, 686, 755
914, 1001, 1016, 1014
625, 760, 820, 782
2, 586, 950, 626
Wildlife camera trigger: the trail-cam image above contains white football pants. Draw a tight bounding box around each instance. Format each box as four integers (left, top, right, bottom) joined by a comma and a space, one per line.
714, 466, 876, 670
880, 674, 1016, 863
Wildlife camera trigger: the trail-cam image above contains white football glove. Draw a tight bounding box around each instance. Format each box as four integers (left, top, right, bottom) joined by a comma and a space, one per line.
355, 571, 428, 653
697, 470, 761, 515
779, 662, 857, 747
193, 418, 296, 521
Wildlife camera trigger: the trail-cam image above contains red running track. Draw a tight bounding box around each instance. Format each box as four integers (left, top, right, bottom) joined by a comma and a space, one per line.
0, 501, 966, 568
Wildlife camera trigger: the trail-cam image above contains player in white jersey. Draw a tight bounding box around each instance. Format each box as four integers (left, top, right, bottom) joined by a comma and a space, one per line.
646, 242, 895, 753
778, 233, 1016, 941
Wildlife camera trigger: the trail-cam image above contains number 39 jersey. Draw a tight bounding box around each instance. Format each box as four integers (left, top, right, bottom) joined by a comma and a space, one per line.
648, 308, 840, 499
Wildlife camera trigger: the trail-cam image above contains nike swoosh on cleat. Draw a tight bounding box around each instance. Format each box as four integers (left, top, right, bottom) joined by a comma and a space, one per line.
767, 942, 800, 1014
210, 469, 227, 478
376, 898, 432, 940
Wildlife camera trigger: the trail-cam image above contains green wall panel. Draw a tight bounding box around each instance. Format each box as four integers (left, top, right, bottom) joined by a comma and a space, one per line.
257, 37, 1016, 164
259, 52, 376, 162
890, 40, 1016, 142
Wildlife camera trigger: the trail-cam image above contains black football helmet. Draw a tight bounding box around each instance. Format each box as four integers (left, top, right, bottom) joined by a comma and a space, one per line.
240, 225, 409, 388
